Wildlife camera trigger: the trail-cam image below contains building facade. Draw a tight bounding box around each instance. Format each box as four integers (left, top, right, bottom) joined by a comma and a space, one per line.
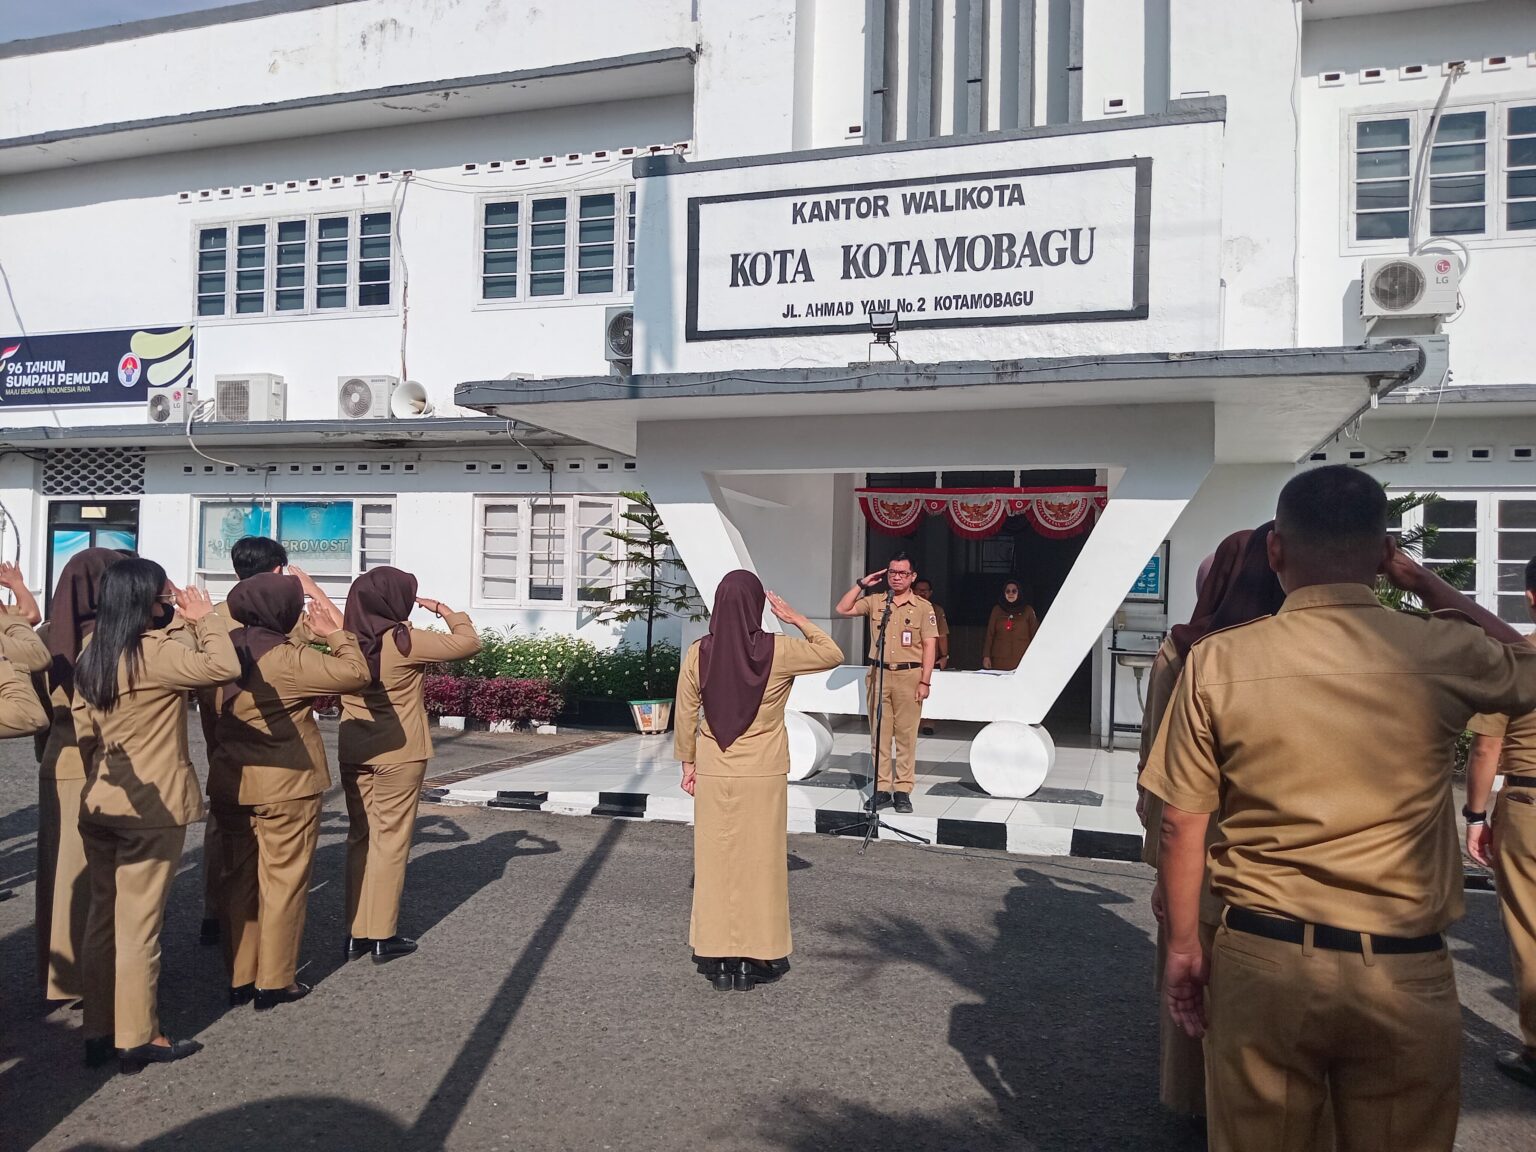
2, 1, 1534, 768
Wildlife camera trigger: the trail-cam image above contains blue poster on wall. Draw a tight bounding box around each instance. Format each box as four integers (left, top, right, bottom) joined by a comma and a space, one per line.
278, 502, 354, 574
0, 325, 192, 408
1126, 541, 1170, 603
200, 503, 273, 571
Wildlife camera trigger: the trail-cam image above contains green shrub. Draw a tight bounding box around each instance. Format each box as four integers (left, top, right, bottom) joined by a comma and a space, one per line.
434, 628, 682, 701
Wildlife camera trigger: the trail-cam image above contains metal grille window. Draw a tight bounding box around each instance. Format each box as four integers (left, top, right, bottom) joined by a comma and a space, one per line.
1508, 104, 1536, 232
528, 499, 567, 599
478, 188, 634, 303
576, 498, 619, 602
1394, 491, 1536, 630
626, 189, 638, 292
482, 201, 519, 299
1354, 117, 1413, 241
576, 193, 617, 295
475, 495, 628, 607
359, 503, 394, 571
478, 502, 521, 601
194, 210, 391, 317
1428, 110, 1486, 237
194, 496, 395, 601
42, 449, 146, 496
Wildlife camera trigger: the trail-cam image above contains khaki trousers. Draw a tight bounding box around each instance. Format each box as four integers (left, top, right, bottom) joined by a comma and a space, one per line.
201, 807, 226, 922
1205, 920, 1460, 1152
342, 760, 427, 940
80, 822, 187, 1049
866, 667, 921, 793
37, 774, 89, 1001
217, 796, 322, 990
1493, 787, 1536, 1057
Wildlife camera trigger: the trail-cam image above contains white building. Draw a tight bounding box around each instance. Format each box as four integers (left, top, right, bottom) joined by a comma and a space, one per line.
2, 1, 1534, 790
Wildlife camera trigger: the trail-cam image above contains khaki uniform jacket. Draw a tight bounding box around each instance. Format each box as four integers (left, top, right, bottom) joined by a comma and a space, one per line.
338, 611, 480, 765
983, 604, 1039, 671
209, 630, 370, 806
853, 593, 938, 664
198, 600, 315, 755
674, 622, 844, 776
0, 610, 50, 672
0, 659, 49, 738
1136, 637, 1182, 867
74, 614, 240, 829
1468, 708, 1536, 780
1142, 583, 1536, 937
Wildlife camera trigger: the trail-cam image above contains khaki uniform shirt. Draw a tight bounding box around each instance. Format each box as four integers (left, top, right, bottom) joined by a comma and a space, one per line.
1142, 583, 1536, 937
0, 659, 49, 738
199, 599, 315, 755
209, 630, 370, 806
0, 610, 49, 672
338, 611, 480, 765
854, 593, 938, 665
1468, 708, 1536, 781
75, 613, 240, 829
674, 623, 844, 777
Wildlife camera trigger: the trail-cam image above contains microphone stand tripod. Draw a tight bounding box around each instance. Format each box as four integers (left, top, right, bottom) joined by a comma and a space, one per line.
828, 583, 931, 853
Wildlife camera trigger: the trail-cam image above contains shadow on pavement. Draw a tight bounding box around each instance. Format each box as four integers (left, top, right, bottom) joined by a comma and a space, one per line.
64, 1096, 412, 1151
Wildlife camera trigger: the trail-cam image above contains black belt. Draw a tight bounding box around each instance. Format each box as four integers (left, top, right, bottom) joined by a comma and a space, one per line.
867, 661, 920, 671
1227, 907, 1443, 955
1504, 777, 1536, 790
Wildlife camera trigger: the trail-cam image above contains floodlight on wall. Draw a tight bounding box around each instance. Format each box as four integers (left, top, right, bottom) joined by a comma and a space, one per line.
867, 310, 901, 362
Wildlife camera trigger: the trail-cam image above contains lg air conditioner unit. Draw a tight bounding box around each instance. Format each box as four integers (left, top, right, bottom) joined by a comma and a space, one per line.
213, 373, 286, 422
147, 385, 197, 425
1361, 255, 1460, 319
336, 375, 397, 420
604, 306, 633, 372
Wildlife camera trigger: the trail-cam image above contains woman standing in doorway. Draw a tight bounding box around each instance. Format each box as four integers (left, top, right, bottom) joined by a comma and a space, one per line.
73, 559, 239, 1071
981, 580, 1039, 671
674, 571, 843, 991
337, 567, 479, 964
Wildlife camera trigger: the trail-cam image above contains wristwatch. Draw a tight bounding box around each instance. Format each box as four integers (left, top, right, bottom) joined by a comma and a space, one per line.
1463, 804, 1488, 825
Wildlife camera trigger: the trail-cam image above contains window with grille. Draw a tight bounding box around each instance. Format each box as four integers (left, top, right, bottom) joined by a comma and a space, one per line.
42, 449, 146, 496
1393, 490, 1536, 629
475, 495, 627, 606
193, 497, 395, 601
478, 188, 634, 303
195, 210, 392, 318
1507, 104, 1536, 232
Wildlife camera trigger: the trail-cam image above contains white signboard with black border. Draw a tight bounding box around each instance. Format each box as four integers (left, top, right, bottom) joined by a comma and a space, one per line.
685, 158, 1150, 341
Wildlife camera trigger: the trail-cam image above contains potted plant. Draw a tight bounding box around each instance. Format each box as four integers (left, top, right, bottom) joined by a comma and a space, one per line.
594, 491, 704, 734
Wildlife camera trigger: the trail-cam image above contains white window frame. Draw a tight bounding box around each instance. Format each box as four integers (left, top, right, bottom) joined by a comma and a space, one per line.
1345, 97, 1536, 251
1392, 489, 1536, 632
472, 494, 628, 608
474, 186, 635, 308
193, 208, 398, 321
192, 495, 397, 596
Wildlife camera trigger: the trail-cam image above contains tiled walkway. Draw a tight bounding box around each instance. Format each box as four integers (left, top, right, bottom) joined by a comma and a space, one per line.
429, 718, 1147, 862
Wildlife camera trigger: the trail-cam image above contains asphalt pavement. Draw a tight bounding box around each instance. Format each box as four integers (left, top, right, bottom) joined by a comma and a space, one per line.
0, 725, 1532, 1150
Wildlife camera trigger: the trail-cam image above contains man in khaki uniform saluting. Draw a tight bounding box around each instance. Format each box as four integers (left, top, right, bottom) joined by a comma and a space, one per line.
836, 553, 937, 813
1464, 552, 1536, 1090
1143, 465, 1536, 1152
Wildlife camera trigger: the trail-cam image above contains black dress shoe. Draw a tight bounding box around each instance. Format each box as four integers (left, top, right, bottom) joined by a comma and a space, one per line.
198, 918, 221, 946
921, 725, 935, 736
84, 1036, 115, 1068
873, 791, 895, 810
692, 954, 726, 978
372, 935, 418, 964
892, 792, 914, 814
712, 961, 738, 992
229, 983, 256, 1006
344, 936, 371, 961
1496, 1050, 1536, 1089
734, 958, 788, 991
119, 1038, 202, 1074
253, 983, 311, 1011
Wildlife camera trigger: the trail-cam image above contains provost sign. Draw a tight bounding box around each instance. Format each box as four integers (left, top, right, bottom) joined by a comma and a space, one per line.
0, 325, 193, 407
685, 158, 1150, 340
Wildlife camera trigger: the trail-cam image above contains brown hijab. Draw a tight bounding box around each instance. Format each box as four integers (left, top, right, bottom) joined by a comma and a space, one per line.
1169, 530, 1252, 659
697, 570, 775, 751
227, 573, 304, 687
344, 566, 417, 684
46, 547, 126, 695
1205, 521, 1287, 636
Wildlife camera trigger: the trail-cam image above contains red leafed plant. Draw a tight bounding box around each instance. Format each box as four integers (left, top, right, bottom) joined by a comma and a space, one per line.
423, 675, 472, 718
466, 677, 566, 727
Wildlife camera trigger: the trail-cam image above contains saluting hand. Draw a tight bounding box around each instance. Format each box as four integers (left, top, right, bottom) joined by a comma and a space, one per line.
1164, 947, 1210, 1039
416, 597, 447, 618
174, 584, 214, 622
766, 591, 807, 628
858, 570, 886, 590
0, 562, 24, 591
1380, 538, 1433, 596
307, 596, 344, 635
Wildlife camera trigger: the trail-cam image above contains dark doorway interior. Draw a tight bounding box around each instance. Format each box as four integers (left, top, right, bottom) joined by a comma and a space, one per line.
45, 500, 140, 612
864, 470, 1096, 735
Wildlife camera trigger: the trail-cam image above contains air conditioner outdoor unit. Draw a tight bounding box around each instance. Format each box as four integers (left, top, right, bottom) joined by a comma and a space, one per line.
213, 373, 286, 422
604, 305, 633, 371
147, 385, 197, 425
1360, 255, 1460, 319
336, 375, 398, 420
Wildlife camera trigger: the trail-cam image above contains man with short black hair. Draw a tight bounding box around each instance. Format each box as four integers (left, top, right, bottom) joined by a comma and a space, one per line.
230, 536, 288, 582
1144, 464, 1536, 1151
836, 553, 937, 813
1465, 551, 1536, 1090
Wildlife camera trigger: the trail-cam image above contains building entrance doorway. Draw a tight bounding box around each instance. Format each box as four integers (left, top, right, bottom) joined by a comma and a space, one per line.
46, 500, 140, 611
863, 470, 1097, 735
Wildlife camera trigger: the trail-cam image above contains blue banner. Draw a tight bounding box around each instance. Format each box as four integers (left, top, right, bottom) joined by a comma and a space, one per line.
0, 325, 192, 408
278, 502, 354, 575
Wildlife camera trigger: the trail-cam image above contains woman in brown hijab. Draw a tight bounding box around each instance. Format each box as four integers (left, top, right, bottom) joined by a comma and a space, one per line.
1138, 524, 1285, 1119
337, 567, 479, 963
981, 580, 1039, 671
674, 571, 843, 991
35, 547, 124, 1004
210, 574, 369, 1010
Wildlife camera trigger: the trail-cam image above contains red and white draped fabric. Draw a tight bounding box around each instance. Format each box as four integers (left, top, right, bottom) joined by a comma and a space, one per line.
856, 487, 1107, 541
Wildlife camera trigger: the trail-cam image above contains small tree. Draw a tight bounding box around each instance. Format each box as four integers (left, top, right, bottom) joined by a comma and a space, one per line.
594, 491, 704, 697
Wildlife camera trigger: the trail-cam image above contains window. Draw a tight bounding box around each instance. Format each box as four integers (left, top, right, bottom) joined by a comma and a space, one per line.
195, 210, 393, 318
1392, 490, 1536, 629
195, 497, 394, 600
1350, 101, 1536, 244
474, 495, 629, 606
478, 188, 635, 303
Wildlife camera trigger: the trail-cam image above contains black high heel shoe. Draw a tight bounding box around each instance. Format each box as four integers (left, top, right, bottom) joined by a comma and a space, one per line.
372, 935, 418, 964
734, 958, 789, 991
119, 1037, 203, 1074
253, 982, 311, 1011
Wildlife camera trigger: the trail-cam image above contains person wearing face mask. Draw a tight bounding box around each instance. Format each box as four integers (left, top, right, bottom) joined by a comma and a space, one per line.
981, 580, 1038, 672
